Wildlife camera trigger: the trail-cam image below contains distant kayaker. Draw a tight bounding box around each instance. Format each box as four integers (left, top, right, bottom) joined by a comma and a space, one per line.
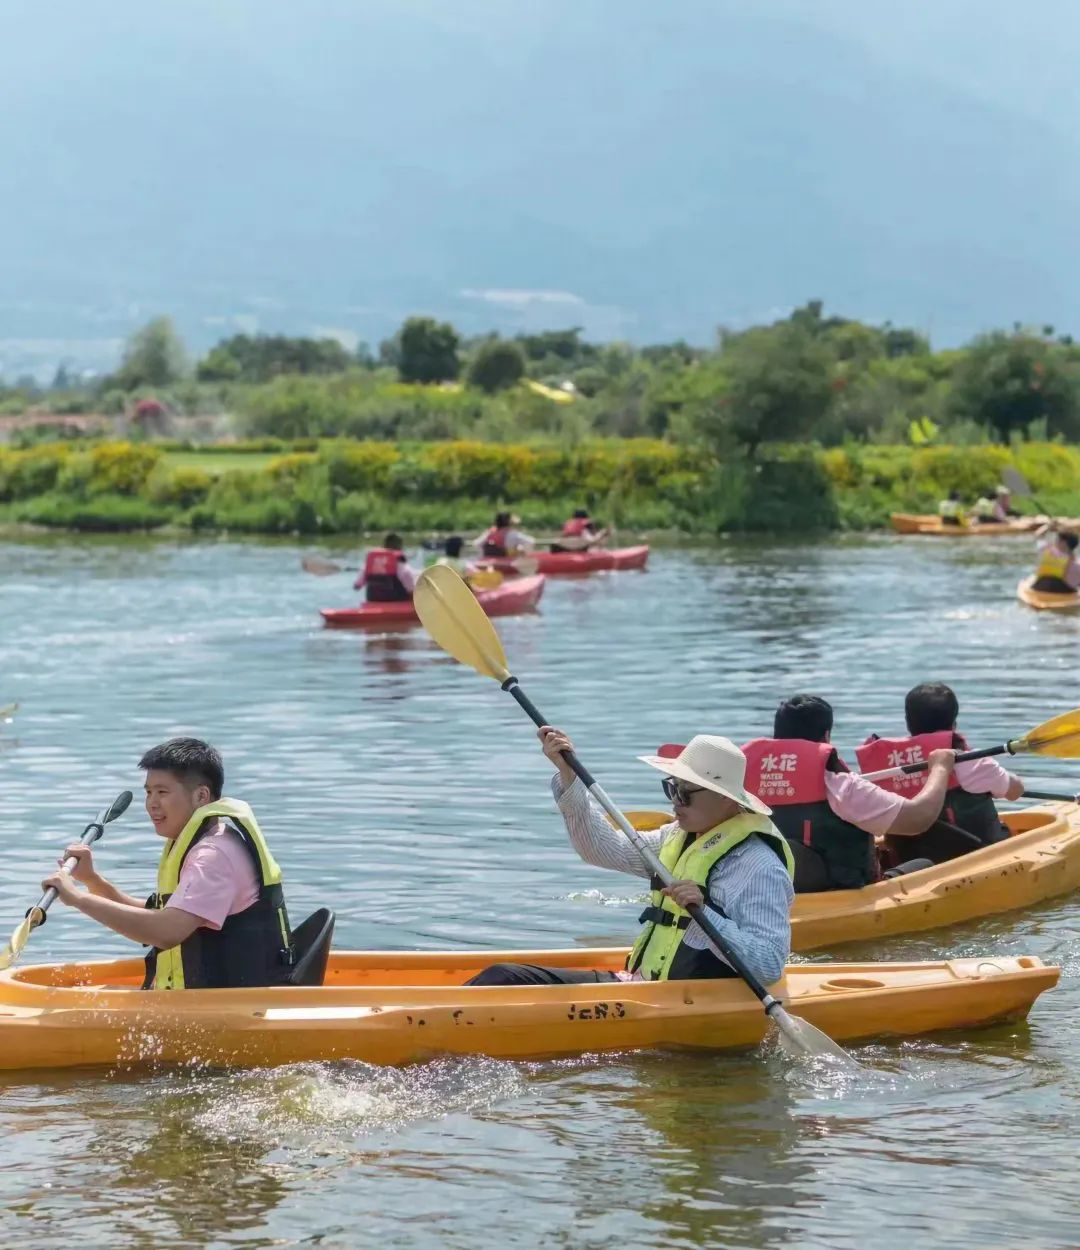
938, 491, 967, 526
1031, 529, 1080, 595
857, 682, 1021, 864
466, 729, 794, 987
995, 484, 1020, 519
41, 737, 294, 990
551, 508, 609, 553
974, 485, 1019, 524
742, 695, 956, 892
473, 511, 535, 558
354, 533, 419, 602
434, 535, 469, 576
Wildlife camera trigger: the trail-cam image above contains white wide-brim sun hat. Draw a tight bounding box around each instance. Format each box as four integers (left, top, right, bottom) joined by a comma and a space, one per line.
638, 734, 772, 817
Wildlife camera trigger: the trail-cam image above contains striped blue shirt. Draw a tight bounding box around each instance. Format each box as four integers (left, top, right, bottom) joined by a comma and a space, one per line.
552, 776, 793, 984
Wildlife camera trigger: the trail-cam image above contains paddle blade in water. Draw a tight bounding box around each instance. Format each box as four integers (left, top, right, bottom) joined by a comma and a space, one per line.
1022, 708, 1080, 758
414, 566, 511, 682
771, 1005, 862, 1069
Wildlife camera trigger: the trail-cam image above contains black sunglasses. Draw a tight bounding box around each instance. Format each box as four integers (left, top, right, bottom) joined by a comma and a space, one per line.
662, 777, 706, 805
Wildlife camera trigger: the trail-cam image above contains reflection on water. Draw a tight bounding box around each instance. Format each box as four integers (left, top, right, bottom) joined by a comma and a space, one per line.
0, 532, 1078, 1248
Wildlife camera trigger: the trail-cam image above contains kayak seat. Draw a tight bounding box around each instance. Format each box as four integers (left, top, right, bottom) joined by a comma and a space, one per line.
287, 908, 335, 986
882, 857, 935, 880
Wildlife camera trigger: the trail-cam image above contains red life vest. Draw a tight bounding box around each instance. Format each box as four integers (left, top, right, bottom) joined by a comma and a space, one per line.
854, 730, 960, 797
742, 738, 876, 891
562, 517, 590, 537
481, 526, 510, 557
856, 730, 1008, 852
362, 548, 410, 603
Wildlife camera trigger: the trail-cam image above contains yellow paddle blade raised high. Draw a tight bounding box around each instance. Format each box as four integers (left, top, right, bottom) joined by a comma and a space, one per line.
414, 565, 511, 682
1016, 707, 1080, 757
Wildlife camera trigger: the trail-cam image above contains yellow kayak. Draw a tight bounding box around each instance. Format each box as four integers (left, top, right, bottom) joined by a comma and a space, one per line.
1017, 576, 1080, 613
0, 951, 1056, 1070
626, 803, 1080, 951
890, 513, 1040, 537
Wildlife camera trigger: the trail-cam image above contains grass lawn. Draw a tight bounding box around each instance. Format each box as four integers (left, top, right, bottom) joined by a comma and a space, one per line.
162, 450, 281, 474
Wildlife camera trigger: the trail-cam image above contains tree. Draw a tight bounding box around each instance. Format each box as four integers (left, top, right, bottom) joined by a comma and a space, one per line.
114, 317, 188, 389
466, 339, 526, 393
197, 334, 352, 383
950, 332, 1080, 443
397, 317, 461, 384
709, 321, 835, 456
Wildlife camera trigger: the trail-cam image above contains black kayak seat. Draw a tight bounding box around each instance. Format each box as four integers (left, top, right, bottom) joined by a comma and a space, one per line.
287, 908, 335, 986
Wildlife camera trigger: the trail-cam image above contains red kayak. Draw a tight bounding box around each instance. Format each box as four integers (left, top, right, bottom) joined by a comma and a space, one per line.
478, 544, 649, 576
321, 573, 546, 628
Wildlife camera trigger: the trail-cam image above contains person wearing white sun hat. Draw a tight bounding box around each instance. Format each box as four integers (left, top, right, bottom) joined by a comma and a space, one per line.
465, 728, 794, 988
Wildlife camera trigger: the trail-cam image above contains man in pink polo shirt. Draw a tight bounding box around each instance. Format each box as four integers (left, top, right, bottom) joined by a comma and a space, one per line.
856, 682, 1025, 866
742, 695, 956, 891
43, 737, 292, 989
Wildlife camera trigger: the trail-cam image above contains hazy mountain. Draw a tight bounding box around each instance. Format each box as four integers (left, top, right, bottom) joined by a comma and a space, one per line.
1, 0, 1078, 377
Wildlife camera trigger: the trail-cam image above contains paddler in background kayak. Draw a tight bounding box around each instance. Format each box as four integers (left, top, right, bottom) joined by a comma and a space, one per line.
472, 511, 535, 558
856, 682, 1021, 865
938, 490, 968, 526
466, 728, 794, 987
1030, 527, 1080, 596
741, 695, 956, 892
974, 484, 1020, 524
354, 532, 420, 602
40, 737, 294, 990
550, 508, 610, 553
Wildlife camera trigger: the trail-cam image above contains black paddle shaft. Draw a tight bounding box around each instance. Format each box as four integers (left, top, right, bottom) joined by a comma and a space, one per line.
889, 742, 1013, 776
499, 675, 782, 1010
30, 790, 133, 924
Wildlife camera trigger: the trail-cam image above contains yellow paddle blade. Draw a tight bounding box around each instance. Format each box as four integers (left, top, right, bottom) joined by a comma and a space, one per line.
0, 910, 40, 972
414, 565, 512, 682
1019, 707, 1080, 757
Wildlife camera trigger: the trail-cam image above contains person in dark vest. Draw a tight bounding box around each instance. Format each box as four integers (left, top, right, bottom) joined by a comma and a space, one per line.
856, 682, 1023, 865
467, 727, 794, 987
742, 695, 956, 892
354, 533, 418, 602
41, 737, 293, 989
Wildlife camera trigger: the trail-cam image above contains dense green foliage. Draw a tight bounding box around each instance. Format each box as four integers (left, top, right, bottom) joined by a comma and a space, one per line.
4, 437, 1080, 537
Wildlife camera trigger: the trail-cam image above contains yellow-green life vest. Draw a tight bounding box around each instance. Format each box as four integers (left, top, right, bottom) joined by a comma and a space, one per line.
626, 812, 794, 982
145, 798, 292, 991
938, 498, 965, 521
1036, 544, 1070, 583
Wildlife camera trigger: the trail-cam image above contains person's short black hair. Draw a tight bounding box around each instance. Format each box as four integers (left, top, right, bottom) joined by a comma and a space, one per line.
905, 682, 959, 735
773, 694, 833, 742
573, 508, 590, 518
444, 535, 464, 557
1061, 531, 1080, 552
384, 532, 403, 550
139, 737, 224, 800
494, 511, 512, 528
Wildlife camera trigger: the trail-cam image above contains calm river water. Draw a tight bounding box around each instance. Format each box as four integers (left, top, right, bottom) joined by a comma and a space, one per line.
0, 532, 1077, 1249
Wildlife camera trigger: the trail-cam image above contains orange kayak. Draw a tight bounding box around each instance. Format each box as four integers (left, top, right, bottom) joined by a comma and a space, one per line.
478, 545, 649, 576
1017, 576, 1080, 613
890, 513, 1040, 537
0, 950, 1055, 1070
321, 573, 545, 627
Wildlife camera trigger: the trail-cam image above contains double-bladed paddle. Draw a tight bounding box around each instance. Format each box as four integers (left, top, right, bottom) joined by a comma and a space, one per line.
0, 791, 133, 971
414, 564, 860, 1068
859, 708, 1080, 784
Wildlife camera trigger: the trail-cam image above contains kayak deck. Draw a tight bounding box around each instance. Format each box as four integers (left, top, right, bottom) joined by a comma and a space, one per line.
477, 544, 649, 576
321, 573, 545, 627
1017, 576, 1080, 613
624, 803, 1080, 951
0, 952, 1057, 1070
890, 513, 1040, 537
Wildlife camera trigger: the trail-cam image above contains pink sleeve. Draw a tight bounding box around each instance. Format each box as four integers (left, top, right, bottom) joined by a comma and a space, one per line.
824, 772, 905, 837
398, 561, 418, 593
954, 757, 1013, 799
166, 836, 257, 930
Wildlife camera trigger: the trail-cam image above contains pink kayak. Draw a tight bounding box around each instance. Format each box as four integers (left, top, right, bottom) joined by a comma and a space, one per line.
478, 544, 649, 576
321, 573, 546, 628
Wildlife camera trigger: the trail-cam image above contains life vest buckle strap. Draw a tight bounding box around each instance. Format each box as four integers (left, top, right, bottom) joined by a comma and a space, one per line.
636, 905, 690, 930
